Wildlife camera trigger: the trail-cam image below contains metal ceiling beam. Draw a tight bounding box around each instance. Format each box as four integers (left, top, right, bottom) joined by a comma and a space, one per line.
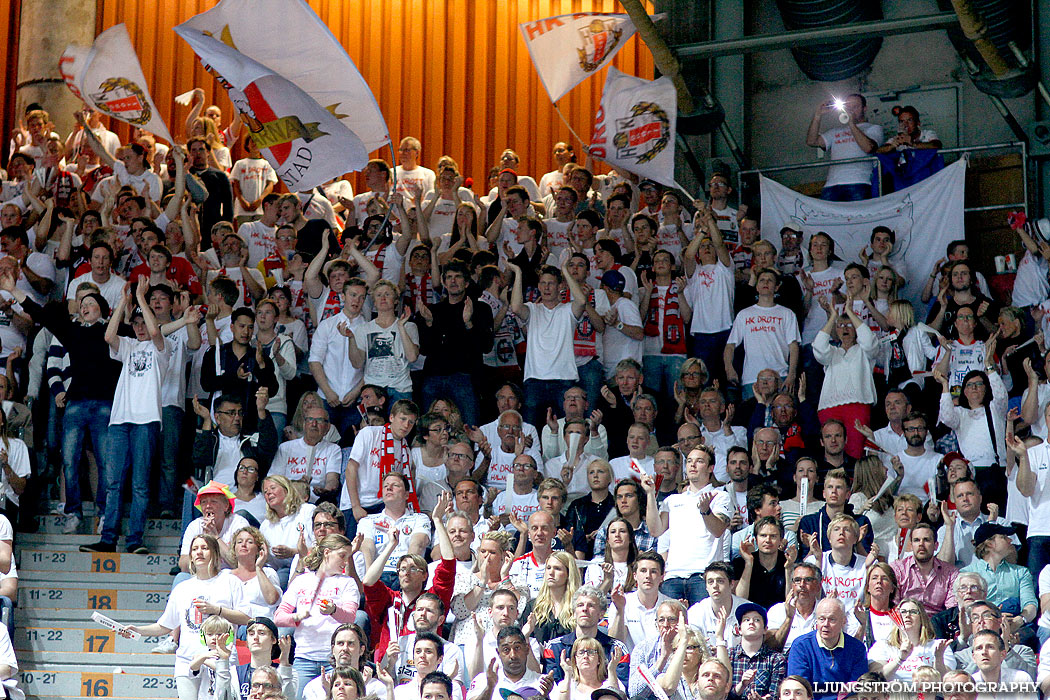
675, 12, 961, 59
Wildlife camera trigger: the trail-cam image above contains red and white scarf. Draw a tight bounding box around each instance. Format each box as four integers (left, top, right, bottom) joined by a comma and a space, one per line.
643, 280, 686, 355
403, 272, 439, 309
561, 287, 597, 358
378, 424, 420, 512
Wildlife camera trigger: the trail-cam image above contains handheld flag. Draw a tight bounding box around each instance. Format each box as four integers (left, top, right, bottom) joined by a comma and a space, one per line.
59, 24, 174, 143
589, 68, 677, 187
176, 0, 388, 152
174, 27, 368, 192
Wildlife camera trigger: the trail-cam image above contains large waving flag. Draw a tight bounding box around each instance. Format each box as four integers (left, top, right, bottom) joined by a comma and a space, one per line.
589, 67, 677, 187
59, 24, 174, 143
176, 0, 388, 152
174, 26, 368, 192
520, 12, 657, 103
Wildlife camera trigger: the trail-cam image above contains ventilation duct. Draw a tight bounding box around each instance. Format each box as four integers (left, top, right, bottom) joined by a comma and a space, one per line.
775, 0, 884, 82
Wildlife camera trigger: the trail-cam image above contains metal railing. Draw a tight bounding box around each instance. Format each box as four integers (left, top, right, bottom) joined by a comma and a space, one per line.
736, 141, 1028, 217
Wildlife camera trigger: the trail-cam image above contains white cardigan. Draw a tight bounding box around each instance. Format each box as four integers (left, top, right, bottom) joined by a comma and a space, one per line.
938, 370, 1008, 467
813, 324, 879, 410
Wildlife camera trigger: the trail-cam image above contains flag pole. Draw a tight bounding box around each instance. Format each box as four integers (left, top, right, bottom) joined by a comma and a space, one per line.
361, 141, 399, 252
552, 102, 589, 153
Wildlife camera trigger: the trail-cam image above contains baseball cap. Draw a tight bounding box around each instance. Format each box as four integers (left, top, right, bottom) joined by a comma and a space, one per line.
973, 522, 1015, 548
499, 688, 542, 700
246, 617, 281, 659
592, 689, 628, 700
941, 451, 970, 466
600, 269, 626, 293
735, 602, 767, 626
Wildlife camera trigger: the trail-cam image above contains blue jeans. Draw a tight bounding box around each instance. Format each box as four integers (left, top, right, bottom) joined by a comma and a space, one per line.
158, 406, 183, 513
292, 656, 331, 700
821, 183, 872, 202
523, 378, 575, 430
661, 573, 708, 606
62, 400, 112, 518
103, 422, 160, 547
270, 412, 287, 441
576, 358, 605, 414
1027, 536, 1050, 584
421, 373, 479, 426
692, 330, 730, 384
643, 354, 686, 397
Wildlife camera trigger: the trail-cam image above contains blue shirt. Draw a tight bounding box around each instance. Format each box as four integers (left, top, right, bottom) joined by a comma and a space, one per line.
961, 557, 1037, 614
786, 631, 868, 700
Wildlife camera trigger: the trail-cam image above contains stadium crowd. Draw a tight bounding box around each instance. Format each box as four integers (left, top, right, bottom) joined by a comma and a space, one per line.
0, 90, 1044, 700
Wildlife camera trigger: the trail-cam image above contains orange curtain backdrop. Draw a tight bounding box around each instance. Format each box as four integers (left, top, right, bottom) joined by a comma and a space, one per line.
95, 0, 655, 194
0, 0, 21, 167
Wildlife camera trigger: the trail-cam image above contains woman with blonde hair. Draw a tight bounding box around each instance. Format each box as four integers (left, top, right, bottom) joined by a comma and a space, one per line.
673, 358, 709, 424
189, 116, 231, 171
520, 550, 582, 644
450, 529, 515, 646
259, 475, 317, 588
868, 597, 954, 681
554, 636, 622, 700
229, 526, 281, 618
854, 562, 899, 648
881, 299, 938, 409
338, 278, 418, 402
274, 533, 360, 695
849, 455, 900, 556
656, 614, 718, 700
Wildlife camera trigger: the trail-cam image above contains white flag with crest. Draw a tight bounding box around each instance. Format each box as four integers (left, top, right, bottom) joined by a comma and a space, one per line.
59, 24, 174, 143
174, 26, 368, 192
520, 13, 642, 103
176, 0, 388, 152
589, 67, 677, 187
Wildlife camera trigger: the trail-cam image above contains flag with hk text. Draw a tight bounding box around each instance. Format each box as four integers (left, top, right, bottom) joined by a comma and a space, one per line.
589, 67, 677, 187
59, 24, 174, 144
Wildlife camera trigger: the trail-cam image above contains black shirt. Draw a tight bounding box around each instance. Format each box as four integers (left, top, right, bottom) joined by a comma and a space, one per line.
732, 551, 788, 610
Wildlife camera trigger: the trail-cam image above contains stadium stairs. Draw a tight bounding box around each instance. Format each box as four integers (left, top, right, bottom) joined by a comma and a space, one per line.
15, 508, 181, 699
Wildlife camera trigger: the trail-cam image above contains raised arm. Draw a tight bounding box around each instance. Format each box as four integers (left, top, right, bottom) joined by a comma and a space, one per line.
105, 285, 130, 352
163, 147, 186, 222
135, 277, 166, 352
74, 111, 116, 168
303, 234, 331, 299
561, 262, 586, 318
506, 261, 528, 320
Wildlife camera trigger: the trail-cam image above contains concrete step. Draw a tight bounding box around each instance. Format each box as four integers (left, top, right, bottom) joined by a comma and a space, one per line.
16, 533, 179, 553
16, 624, 172, 654
33, 513, 183, 537
15, 608, 162, 624
19, 583, 169, 611
17, 549, 178, 576
18, 664, 176, 698
19, 650, 172, 667
20, 570, 173, 587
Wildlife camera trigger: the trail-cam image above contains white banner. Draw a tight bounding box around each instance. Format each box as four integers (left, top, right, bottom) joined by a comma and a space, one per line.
589, 67, 676, 187
174, 27, 368, 192
520, 13, 640, 103
176, 0, 389, 152
759, 159, 967, 305
59, 24, 174, 144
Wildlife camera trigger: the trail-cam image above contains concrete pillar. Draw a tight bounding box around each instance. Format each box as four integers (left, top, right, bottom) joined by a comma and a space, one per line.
16, 0, 96, 138
711, 0, 745, 165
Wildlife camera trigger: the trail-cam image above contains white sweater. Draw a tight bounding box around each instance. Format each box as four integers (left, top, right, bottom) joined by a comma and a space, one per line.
938, 371, 1008, 467
813, 324, 879, 411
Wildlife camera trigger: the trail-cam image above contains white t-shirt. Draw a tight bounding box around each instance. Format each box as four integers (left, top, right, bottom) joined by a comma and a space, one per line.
180, 514, 251, 555
726, 304, 801, 384
420, 192, 459, 239
1012, 250, 1049, 308
92, 160, 162, 202
66, 271, 126, 308
238, 220, 278, 267
819, 122, 884, 187
395, 165, 437, 208
685, 261, 735, 334
358, 510, 432, 573
711, 205, 740, 244
807, 551, 866, 621
341, 425, 410, 510
659, 485, 732, 579
110, 336, 169, 425
159, 327, 190, 409
602, 296, 643, 375
610, 455, 653, 482
476, 442, 517, 491
869, 639, 956, 681
353, 318, 419, 394
8, 251, 55, 306
269, 438, 343, 502
0, 438, 29, 506
523, 302, 579, 381
799, 264, 846, 344
491, 489, 540, 529
1022, 441, 1050, 537
207, 267, 265, 309
687, 595, 746, 649
259, 504, 317, 560
893, 450, 940, 503
654, 222, 692, 262
157, 571, 247, 676
230, 158, 277, 218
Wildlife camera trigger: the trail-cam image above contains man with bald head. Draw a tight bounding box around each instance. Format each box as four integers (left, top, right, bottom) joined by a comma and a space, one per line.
786, 598, 868, 699
507, 510, 556, 598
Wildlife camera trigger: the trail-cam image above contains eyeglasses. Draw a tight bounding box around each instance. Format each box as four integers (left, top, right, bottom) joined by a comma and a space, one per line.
216, 409, 243, 417
959, 584, 984, 592
428, 426, 450, 434
656, 616, 678, 624
792, 577, 819, 584
314, 520, 339, 529
304, 416, 329, 424
448, 452, 472, 461
964, 381, 986, 389
237, 465, 258, 473
398, 566, 424, 575
575, 649, 600, 657
250, 683, 277, 690
898, 608, 922, 616
498, 424, 522, 433
903, 426, 925, 433
973, 611, 1001, 621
